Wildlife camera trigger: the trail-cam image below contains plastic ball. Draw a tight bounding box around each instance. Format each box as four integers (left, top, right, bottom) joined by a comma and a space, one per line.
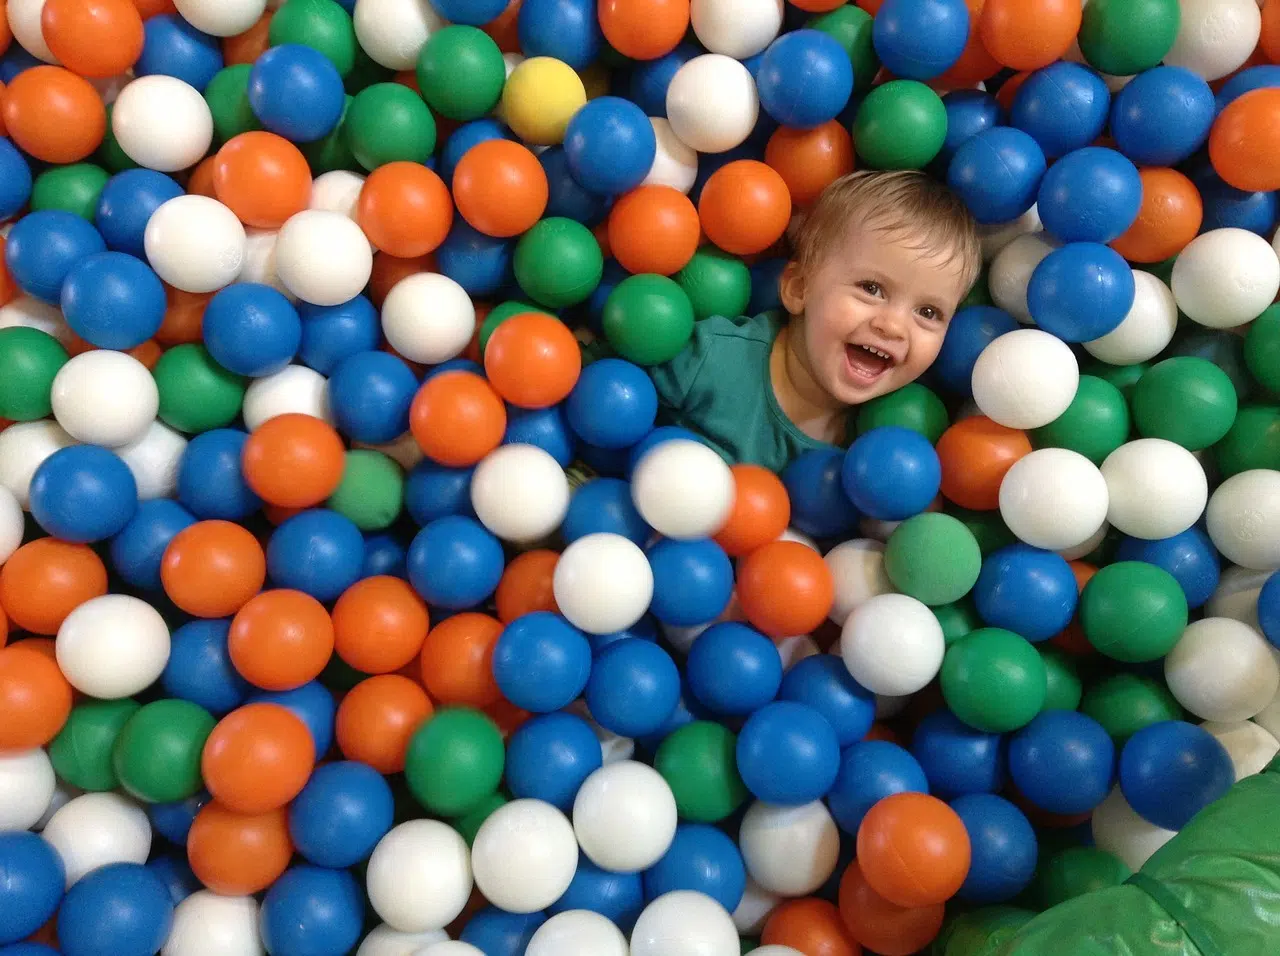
525, 910, 629, 956
648, 539, 734, 627
491, 611, 591, 712
5, 209, 107, 304
585, 637, 680, 737
1099, 438, 1208, 541
684, 621, 780, 716
29, 444, 135, 543
2, 66, 106, 164
1178, 227, 1280, 330
665, 53, 759, 154
841, 592, 945, 696
470, 444, 570, 545
514, 217, 604, 308
948, 793, 1036, 905
275, 209, 374, 307
947, 127, 1045, 226
42, 791, 152, 887
1083, 271, 1178, 366
563, 96, 656, 195
1010, 61, 1109, 159
1165, 617, 1279, 723
630, 438, 734, 540
872, 0, 968, 81
972, 544, 1078, 642
998, 448, 1109, 552
852, 79, 947, 170
629, 891, 740, 956
407, 515, 504, 610
1119, 720, 1235, 830
1110, 65, 1214, 167
143, 195, 246, 294
0, 138, 33, 220
0, 749, 56, 832
1163, 0, 1259, 82
1027, 243, 1134, 343
352, 0, 446, 70
574, 760, 677, 873
365, 820, 472, 932
1206, 470, 1280, 571
882, 512, 981, 606
411, 371, 507, 468
1037, 147, 1142, 245
57, 862, 173, 956
855, 791, 970, 908
505, 712, 603, 811
1111, 167, 1203, 265
1080, 561, 1189, 664
471, 799, 578, 913
910, 708, 1004, 799
736, 701, 840, 805
260, 865, 363, 956
756, 29, 853, 128
841, 425, 940, 521
987, 232, 1056, 325
60, 252, 165, 350
245, 43, 343, 143
0, 831, 64, 944
941, 627, 1047, 733
736, 539, 834, 639
1008, 710, 1115, 815
500, 56, 587, 146
644, 824, 746, 915
689, 0, 783, 59
163, 892, 262, 956
109, 75, 212, 173
933, 305, 1019, 395
971, 328, 1079, 429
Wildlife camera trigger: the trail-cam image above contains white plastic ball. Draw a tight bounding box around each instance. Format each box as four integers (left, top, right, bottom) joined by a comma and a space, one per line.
353, 0, 445, 69
145, 195, 247, 293
51, 351, 159, 448
356, 926, 449, 956
1059, 519, 1111, 562
240, 229, 291, 297
0, 749, 56, 832
470, 798, 578, 913
525, 911, 630, 956
971, 328, 1079, 428
573, 761, 678, 873
1091, 785, 1175, 872
840, 593, 945, 696
113, 76, 214, 172
690, 0, 784, 58
1200, 720, 1280, 781
1207, 565, 1271, 630
553, 532, 654, 634
276, 210, 375, 306
366, 820, 473, 933
644, 118, 699, 193
737, 800, 840, 898
42, 792, 152, 886
7, 0, 57, 63
173, 0, 267, 36
162, 892, 264, 956
0, 421, 76, 507
0, 295, 69, 342
666, 54, 760, 154
778, 528, 819, 550
56, 594, 170, 699
1163, 0, 1261, 81
1084, 270, 1179, 365
978, 206, 1043, 263
823, 538, 893, 627
0, 485, 22, 564
310, 170, 367, 219
987, 231, 1056, 323
413, 944, 483, 956
1171, 228, 1280, 328
381, 272, 476, 363
1206, 469, 1280, 570
731, 878, 780, 935
1254, 690, 1280, 744
631, 891, 740, 956
567, 700, 635, 763
470, 444, 570, 544
116, 421, 188, 501
1165, 617, 1280, 722
776, 634, 820, 671
1100, 439, 1209, 540
631, 439, 736, 540
999, 448, 1109, 552
242, 365, 333, 431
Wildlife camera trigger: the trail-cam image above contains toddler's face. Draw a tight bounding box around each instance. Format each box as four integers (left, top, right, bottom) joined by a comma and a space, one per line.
781, 222, 971, 405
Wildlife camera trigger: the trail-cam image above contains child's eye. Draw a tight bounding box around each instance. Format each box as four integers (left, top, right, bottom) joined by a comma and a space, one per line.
857, 281, 882, 297
918, 306, 944, 322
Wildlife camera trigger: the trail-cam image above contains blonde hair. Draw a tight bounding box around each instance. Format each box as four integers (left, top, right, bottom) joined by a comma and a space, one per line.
788, 170, 983, 296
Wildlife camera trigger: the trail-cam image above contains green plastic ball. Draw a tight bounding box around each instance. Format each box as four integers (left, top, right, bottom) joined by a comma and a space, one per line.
941, 628, 1047, 733
1030, 375, 1131, 464
452, 791, 508, 846
405, 707, 505, 817
1167, 330, 1254, 400
1079, 561, 1188, 663
808, 4, 879, 92
1082, 358, 1147, 398
206, 65, 264, 143
853, 80, 947, 170
345, 83, 437, 170
1131, 356, 1238, 451
514, 218, 604, 308
1079, 0, 1180, 77
884, 513, 981, 606
31, 163, 109, 220
113, 699, 216, 804
327, 450, 404, 531
1245, 304, 1280, 395
301, 95, 358, 172
417, 25, 506, 121
1081, 673, 1183, 745
855, 382, 949, 444
932, 598, 979, 645
654, 721, 748, 823
676, 248, 752, 321
49, 699, 141, 792
478, 300, 555, 354
603, 274, 695, 365
153, 344, 247, 434
0, 328, 69, 422
962, 271, 993, 308
933, 906, 1036, 956
1214, 405, 1280, 476
269, 0, 357, 76
950, 507, 1017, 557
1039, 646, 1083, 712
344, 44, 395, 94
1037, 846, 1132, 908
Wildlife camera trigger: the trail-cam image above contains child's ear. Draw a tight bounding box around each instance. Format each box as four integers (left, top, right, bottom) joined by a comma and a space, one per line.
780, 261, 805, 315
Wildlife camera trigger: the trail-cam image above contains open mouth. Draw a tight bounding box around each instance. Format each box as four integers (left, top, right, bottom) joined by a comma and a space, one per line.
845, 343, 896, 382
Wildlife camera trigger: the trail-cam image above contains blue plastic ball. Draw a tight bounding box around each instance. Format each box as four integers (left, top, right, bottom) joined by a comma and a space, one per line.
1011, 62, 1110, 158
94, 169, 184, 258
933, 305, 1019, 394
503, 405, 577, 467
57, 863, 174, 956
362, 533, 407, 579
1027, 242, 1135, 342
60, 252, 166, 350
5, 209, 107, 303
492, 612, 593, 712
288, 761, 395, 868
565, 358, 658, 449
260, 866, 364, 956
648, 539, 734, 628
148, 791, 209, 846
911, 708, 1005, 798
564, 97, 657, 196
783, 448, 860, 539
737, 700, 841, 805
176, 428, 262, 520
827, 740, 929, 834
1119, 720, 1234, 831
1009, 710, 1114, 815
252, 681, 336, 758
757, 29, 854, 127
1260, 571, 1280, 649
585, 637, 681, 737
460, 908, 547, 956
1215, 64, 1280, 113
110, 498, 196, 592
518, 0, 602, 70
541, 145, 613, 225
643, 824, 747, 914
0, 138, 32, 220
588, 260, 628, 331
1110, 66, 1215, 167
297, 296, 381, 375
548, 857, 645, 929
407, 515, 504, 608
0, 46, 41, 83
940, 90, 1002, 162
951, 794, 1038, 904
685, 622, 783, 717
424, 356, 484, 381
437, 221, 513, 296
201, 283, 301, 377
589, 614, 659, 655
328, 351, 417, 443
871, 0, 969, 81
778, 654, 876, 747
1037, 146, 1143, 244
505, 711, 604, 810
162, 619, 251, 715
0, 832, 64, 945
629, 44, 700, 117
146, 855, 201, 906
1194, 167, 1279, 235
405, 460, 476, 525
30, 444, 137, 543
267, 509, 365, 602
136, 14, 222, 90
748, 257, 786, 314
973, 544, 1077, 642
948, 126, 1047, 225
429, 0, 510, 25
247, 44, 346, 142
1114, 527, 1221, 610
842, 426, 941, 521
577, 440, 634, 478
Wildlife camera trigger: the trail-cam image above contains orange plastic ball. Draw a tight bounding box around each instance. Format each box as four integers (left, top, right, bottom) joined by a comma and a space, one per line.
789, 0, 846, 9
212, 132, 312, 229
994, 70, 1032, 111
0, 238, 14, 306
837, 861, 945, 956
418, 611, 504, 707
482, 0, 521, 53
452, 139, 549, 238
483, 312, 582, 408
222, 11, 272, 65
856, 792, 971, 908
495, 549, 560, 623
369, 251, 436, 307
410, 371, 507, 467
1209, 87, 1280, 192
130, 0, 175, 17
935, 415, 1032, 511
0, 644, 73, 750
335, 674, 434, 773
1, 65, 106, 163
0, 605, 7, 648
0, 10, 10, 57
41, 0, 145, 77
607, 185, 701, 275
228, 589, 334, 691
1110, 167, 1203, 264
187, 802, 293, 895
161, 520, 266, 618
357, 161, 454, 258
332, 575, 430, 674
765, 121, 856, 207
201, 702, 316, 814
980, 0, 1081, 72
714, 465, 791, 557
186, 156, 219, 198
1264, 0, 1280, 64
933, 0, 999, 88
1051, 561, 1097, 657
241, 413, 346, 508
155, 287, 210, 345
0, 539, 108, 635
698, 160, 792, 256
736, 540, 835, 639
598, 0, 688, 60
763, 898, 862, 956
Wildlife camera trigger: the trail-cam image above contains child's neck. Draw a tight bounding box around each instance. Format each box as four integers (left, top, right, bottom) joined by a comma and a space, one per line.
771, 325, 847, 446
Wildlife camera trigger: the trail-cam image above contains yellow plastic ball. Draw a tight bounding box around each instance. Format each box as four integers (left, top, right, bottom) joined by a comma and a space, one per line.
501, 56, 587, 146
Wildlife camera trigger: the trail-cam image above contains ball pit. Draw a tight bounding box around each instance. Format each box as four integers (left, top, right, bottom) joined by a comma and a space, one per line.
1, 1, 1280, 955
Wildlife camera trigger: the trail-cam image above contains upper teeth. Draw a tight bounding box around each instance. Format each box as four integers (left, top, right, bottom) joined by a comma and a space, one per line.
859, 345, 892, 360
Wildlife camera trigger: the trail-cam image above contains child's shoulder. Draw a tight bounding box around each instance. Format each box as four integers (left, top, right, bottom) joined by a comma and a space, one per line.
693, 311, 784, 346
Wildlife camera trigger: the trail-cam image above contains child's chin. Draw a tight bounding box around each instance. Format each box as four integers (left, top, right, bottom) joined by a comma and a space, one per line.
834, 368, 899, 404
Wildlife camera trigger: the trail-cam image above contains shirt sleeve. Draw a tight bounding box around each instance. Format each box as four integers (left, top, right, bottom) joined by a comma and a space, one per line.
646, 320, 718, 413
